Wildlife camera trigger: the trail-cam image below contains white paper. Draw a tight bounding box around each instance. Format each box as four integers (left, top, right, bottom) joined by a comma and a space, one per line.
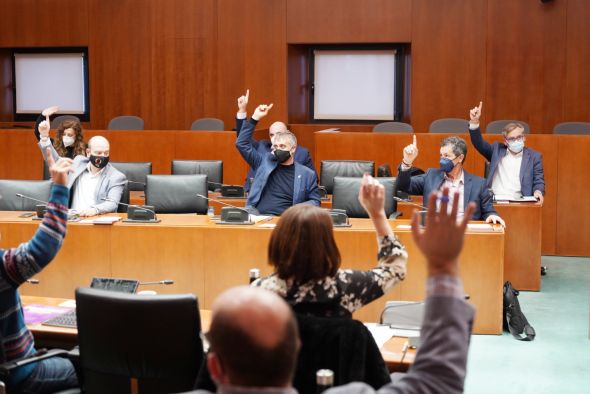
365, 323, 395, 348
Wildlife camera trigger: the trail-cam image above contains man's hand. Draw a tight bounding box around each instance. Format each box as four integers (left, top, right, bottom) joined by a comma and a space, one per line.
46, 147, 72, 186
469, 101, 483, 125
485, 214, 506, 228
411, 188, 476, 277
533, 190, 544, 204
38, 120, 50, 139
78, 208, 99, 217
237, 89, 249, 113
358, 174, 385, 219
252, 103, 273, 121
41, 105, 59, 117
402, 134, 418, 166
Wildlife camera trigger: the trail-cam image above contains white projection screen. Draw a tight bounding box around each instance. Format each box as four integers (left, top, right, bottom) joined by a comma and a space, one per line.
313, 49, 396, 121
14, 52, 87, 114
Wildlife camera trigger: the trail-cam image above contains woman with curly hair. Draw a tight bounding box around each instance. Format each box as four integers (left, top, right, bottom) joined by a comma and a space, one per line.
33, 105, 86, 159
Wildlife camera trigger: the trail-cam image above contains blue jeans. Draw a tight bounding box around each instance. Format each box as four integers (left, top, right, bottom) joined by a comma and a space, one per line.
17, 357, 79, 394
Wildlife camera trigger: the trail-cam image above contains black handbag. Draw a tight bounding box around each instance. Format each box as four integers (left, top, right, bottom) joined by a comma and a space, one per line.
503, 281, 536, 341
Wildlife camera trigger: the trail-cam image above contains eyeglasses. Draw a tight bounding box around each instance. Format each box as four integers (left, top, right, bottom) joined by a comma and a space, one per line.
505, 135, 524, 143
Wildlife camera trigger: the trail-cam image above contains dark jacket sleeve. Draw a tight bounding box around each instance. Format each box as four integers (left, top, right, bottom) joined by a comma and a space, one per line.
532, 152, 545, 195
235, 119, 263, 170
396, 165, 426, 196
468, 126, 493, 162
301, 148, 316, 173
302, 171, 320, 206
477, 181, 497, 220
33, 114, 44, 141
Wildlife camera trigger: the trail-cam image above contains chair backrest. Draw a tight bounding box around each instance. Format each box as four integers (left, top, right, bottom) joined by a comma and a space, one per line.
190, 118, 225, 131
293, 314, 391, 393
171, 160, 223, 192
372, 121, 414, 133
50, 115, 81, 129
485, 120, 531, 134
0, 180, 52, 210
319, 160, 375, 194
145, 174, 208, 214
428, 118, 469, 133
111, 162, 152, 191
332, 177, 397, 218
108, 116, 145, 130
553, 122, 590, 135
75, 287, 203, 394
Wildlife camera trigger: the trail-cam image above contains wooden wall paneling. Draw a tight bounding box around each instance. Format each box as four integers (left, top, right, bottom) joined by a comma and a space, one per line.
88, 0, 154, 129
287, 45, 309, 124
173, 131, 248, 185
0, 49, 13, 122
0, 130, 43, 179
411, 0, 487, 133
216, 0, 288, 131
485, 0, 567, 133
150, 0, 218, 130
0, 0, 88, 47
556, 136, 590, 256
286, 0, 412, 43
564, 0, 590, 123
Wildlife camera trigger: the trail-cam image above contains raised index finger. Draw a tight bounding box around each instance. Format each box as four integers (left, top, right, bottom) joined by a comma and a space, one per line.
478, 101, 483, 112
412, 134, 417, 148
245, 89, 249, 100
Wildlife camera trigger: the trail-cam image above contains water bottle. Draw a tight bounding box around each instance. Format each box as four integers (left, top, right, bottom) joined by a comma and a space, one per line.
249, 268, 260, 284
316, 369, 334, 393
207, 206, 215, 217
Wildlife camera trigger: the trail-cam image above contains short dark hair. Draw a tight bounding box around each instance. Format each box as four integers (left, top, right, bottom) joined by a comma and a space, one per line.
268, 205, 341, 284
208, 308, 299, 387
502, 122, 526, 137
441, 136, 468, 163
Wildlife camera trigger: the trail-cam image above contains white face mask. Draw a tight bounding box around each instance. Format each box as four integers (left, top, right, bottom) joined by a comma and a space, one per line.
62, 135, 75, 147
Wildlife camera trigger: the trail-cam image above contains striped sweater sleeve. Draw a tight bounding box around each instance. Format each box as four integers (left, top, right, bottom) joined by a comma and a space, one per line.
0, 184, 69, 288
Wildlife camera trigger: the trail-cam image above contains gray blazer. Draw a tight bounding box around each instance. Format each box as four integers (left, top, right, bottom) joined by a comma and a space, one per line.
39, 142, 127, 213
326, 296, 475, 394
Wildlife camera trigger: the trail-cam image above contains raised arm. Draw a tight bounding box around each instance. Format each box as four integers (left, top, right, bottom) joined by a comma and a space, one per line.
0, 150, 72, 288
33, 105, 59, 141
235, 103, 273, 170
396, 134, 425, 195
468, 101, 493, 161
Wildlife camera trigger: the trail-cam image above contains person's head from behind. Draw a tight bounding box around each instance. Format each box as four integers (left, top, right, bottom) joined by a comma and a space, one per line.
502, 123, 526, 154
55, 119, 85, 155
439, 136, 468, 174
86, 136, 110, 170
207, 286, 300, 388
271, 131, 297, 165
269, 121, 288, 143
268, 205, 341, 284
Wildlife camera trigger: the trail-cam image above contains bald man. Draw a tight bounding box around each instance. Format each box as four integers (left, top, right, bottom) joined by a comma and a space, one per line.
235, 90, 315, 190
39, 125, 127, 216
194, 286, 300, 393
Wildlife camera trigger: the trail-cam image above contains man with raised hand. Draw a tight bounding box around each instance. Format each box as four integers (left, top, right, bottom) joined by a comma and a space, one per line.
468, 101, 545, 203
236, 103, 320, 215
38, 118, 126, 217
326, 188, 477, 393
396, 133, 505, 226
235, 90, 316, 190
0, 150, 79, 393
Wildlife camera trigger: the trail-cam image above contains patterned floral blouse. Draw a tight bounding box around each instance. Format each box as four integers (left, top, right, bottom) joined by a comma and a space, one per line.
252, 235, 408, 317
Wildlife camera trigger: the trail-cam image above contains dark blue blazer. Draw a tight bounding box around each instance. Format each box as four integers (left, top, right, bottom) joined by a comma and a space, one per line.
469, 127, 545, 196
396, 167, 497, 221
236, 118, 316, 187
236, 119, 320, 211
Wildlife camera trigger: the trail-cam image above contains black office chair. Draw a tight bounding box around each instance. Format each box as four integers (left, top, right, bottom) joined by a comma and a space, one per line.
553, 122, 590, 135
429, 118, 469, 133
332, 177, 399, 218
111, 162, 152, 191
171, 160, 223, 192
486, 120, 531, 134
108, 116, 145, 130
190, 118, 225, 131
0, 180, 52, 210
319, 160, 375, 194
75, 287, 203, 394
372, 121, 414, 133
145, 174, 208, 214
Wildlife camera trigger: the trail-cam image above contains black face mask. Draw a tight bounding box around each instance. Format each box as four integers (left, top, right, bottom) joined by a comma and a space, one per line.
273, 149, 291, 163
89, 155, 109, 169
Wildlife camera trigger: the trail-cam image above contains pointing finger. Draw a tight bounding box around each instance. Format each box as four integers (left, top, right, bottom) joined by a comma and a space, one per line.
478, 101, 483, 112
267, 103, 274, 111
245, 89, 249, 100
412, 134, 417, 147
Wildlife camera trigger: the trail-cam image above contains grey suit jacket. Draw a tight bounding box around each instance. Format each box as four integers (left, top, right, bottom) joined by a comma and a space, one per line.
326, 296, 475, 394
39, 142, 127, 213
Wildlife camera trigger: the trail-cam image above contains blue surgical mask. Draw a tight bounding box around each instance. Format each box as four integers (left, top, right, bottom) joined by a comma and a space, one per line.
439, 157, 455, 173
508, 140, 524, 153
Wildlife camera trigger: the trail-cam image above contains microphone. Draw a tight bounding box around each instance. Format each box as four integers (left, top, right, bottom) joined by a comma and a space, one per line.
139, 280, 174, 285
26, 279, 40, 284
127, 180, 146, 187
16, 193, 48, 206
16, 193, 48, 218
393, 196, 428, 211
196, 194, 252, 224
206, 181, 245, 198
101, 197, 159, 222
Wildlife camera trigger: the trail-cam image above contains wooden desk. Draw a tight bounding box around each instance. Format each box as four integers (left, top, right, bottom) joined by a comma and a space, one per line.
21, 296, 414, 372
3, 212, 503, 334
